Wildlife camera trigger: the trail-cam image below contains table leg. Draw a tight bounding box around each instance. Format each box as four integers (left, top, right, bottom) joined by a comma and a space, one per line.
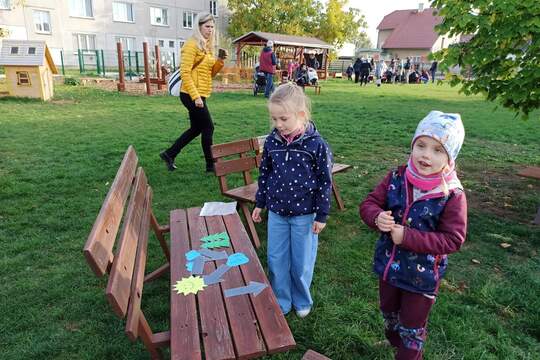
332, 179, 345, 211
240, 202, 261, 248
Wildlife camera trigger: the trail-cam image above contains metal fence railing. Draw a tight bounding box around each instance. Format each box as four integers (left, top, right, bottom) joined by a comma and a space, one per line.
58, 49, 179, 78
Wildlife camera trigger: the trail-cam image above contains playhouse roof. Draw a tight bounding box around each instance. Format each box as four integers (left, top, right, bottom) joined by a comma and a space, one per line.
0, 40, 58, 73
232, 31, 333, 50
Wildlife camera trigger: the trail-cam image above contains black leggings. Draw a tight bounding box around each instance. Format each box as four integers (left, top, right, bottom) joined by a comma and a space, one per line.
165, 92, 214, 165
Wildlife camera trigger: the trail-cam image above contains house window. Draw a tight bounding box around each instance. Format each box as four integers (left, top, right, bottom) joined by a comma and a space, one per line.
0, 0, 10, 10
70, 0, 93, 17
169, 40, 174, 48
115, 36, 135, 51
17, 71, 31, 86
10, 46, 18, 54
183, 11, 194, 29
73, 33, 96, 50
158, 40, 164, 47
150, 7, 168, 26
209, 1, 217, 16
33, 10, 51, 34
112, 2, 134, 22
28, 47, 36, 55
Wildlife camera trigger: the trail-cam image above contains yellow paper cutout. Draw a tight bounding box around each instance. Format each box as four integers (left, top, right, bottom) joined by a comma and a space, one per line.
173, 276, 206, 296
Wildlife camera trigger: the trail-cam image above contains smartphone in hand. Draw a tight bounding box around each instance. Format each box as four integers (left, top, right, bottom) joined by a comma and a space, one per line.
218, 48, 228, 59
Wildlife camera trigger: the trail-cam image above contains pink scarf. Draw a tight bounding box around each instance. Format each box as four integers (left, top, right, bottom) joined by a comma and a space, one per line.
281, 126, 305, 145
405, 157, 458, 191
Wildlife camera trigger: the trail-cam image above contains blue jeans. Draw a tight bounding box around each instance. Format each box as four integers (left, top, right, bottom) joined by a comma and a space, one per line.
264, 72, 274, 98
267, 211, 318, 314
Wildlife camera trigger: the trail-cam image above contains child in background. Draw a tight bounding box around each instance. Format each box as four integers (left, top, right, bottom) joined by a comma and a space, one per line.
360, 111, 467, 359
252, 82, 333, 318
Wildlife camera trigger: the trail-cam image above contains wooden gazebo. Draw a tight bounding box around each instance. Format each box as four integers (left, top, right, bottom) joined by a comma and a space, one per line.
232, 31, 333, 80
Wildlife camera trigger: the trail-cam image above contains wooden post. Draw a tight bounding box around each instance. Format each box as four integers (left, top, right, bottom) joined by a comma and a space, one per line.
154, 45, 162, 90
235, 43, 242, 67
116, 42, 125, 92
143, 42, 152, 95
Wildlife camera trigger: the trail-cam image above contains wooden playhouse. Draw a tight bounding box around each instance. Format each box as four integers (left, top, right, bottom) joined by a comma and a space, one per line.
0, 40, 58, 100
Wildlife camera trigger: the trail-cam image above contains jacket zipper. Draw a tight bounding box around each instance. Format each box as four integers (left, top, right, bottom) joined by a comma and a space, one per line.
383, 177, 412, 281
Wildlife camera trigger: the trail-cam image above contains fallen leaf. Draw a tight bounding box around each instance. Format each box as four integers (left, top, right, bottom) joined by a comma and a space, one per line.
471, 259, 481, 264
500, 242, 511, 249
527, 184, 534, 189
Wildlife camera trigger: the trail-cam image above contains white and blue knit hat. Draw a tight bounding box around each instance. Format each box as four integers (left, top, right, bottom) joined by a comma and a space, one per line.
412, 111, 465, 163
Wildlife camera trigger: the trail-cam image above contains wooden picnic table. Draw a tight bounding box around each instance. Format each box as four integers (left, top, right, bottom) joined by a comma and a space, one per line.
170, 207, 296, 360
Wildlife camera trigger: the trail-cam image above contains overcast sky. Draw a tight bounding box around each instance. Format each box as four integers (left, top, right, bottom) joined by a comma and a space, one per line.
347, 0, 432, 46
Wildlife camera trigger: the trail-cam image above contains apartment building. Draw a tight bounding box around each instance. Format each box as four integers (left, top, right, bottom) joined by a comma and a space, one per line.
0, 0, 230, 66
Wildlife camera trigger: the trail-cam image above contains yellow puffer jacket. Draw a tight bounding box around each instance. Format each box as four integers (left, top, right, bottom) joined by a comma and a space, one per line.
180, 38, 224, 100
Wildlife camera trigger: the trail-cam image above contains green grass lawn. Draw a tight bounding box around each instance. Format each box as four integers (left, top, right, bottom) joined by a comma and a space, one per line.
1, 80, 539, 359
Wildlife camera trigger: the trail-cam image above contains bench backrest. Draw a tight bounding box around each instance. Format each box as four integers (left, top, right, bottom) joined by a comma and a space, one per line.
211, 138, 262, 193
83, 146, 156, 341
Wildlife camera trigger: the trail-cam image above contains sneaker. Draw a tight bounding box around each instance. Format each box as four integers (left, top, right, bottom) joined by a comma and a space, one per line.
160, 151, 177, 171
295, 308, 311, 318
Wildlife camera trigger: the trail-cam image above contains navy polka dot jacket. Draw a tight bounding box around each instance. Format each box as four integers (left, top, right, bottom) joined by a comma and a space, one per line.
255, 122, 333, 223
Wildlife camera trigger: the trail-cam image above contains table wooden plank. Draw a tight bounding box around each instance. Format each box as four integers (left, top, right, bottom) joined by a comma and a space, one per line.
205, 215, 267, 359
187, 208, 235, 360
518, 166, 540, 180
223, 212, 296, 354
170, 209, 201, 360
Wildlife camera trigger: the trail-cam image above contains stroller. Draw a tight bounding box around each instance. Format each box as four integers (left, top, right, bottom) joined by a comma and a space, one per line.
253, 63, 267, 96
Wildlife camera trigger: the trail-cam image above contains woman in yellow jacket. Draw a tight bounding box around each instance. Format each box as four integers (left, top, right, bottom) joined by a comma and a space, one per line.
160, 12, 226, 172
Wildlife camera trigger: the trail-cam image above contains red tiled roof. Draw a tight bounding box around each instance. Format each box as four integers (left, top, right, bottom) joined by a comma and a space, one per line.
377, 8, 443, 49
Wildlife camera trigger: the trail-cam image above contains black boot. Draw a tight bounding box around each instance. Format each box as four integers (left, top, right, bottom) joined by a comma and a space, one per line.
160, 151, 177, 171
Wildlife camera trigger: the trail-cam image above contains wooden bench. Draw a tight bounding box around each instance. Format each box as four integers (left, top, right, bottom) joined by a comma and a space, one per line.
83, 146, 171, 359
170, 208, 295, 359
517, 166, 540, 225
84, 146, 294, 359
211, 138, 262, 249
304, 83, 321, 95
302, 349, 331, 360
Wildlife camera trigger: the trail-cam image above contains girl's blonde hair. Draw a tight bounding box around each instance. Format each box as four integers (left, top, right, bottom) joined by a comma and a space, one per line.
268, 82, 311, 125
191, 12, 215, 52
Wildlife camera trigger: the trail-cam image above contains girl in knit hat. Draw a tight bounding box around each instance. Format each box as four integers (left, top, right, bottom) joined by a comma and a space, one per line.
360, 111, 467, 359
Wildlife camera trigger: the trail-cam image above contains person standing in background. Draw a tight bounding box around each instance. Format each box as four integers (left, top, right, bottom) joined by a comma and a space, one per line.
259, 40, 277, 98
159, 13, 226, 173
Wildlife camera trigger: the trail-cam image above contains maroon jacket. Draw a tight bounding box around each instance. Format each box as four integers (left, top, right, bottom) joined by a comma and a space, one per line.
360, 167, 467, 254
360, 166, 467, 294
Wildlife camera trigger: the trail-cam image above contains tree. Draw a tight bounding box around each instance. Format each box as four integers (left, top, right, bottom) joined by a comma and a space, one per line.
227, 0, 321, 39
432, 0, 540, 118
313, 0, 367, 49
227, 0, 367, 49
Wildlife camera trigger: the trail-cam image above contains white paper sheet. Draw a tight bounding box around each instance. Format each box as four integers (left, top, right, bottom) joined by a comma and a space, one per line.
199, 201, 237, 216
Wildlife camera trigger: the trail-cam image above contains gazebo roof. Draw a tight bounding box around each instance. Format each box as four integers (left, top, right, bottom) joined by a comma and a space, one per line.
232, 31, 333, 50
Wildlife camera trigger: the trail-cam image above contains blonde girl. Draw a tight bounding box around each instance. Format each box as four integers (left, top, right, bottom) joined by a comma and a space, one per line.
252, 82, 333, 317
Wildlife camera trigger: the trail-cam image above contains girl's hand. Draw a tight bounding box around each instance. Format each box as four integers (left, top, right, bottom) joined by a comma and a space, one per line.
252, 207, 262, 223
390, 224, 404, 245
194, 97, 204, 108
376, 210, 395, 232
312, 221, 326, 234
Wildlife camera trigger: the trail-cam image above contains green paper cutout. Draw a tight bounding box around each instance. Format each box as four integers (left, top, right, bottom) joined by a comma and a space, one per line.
200, 232, 230, 249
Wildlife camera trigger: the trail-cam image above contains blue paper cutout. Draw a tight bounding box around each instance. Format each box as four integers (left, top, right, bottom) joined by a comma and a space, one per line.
226, 253, 249, 267
186, 262, 193, 272
185, 250, 200, 261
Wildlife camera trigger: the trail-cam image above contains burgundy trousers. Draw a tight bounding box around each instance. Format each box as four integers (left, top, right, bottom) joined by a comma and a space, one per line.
379, 279, 435, 360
